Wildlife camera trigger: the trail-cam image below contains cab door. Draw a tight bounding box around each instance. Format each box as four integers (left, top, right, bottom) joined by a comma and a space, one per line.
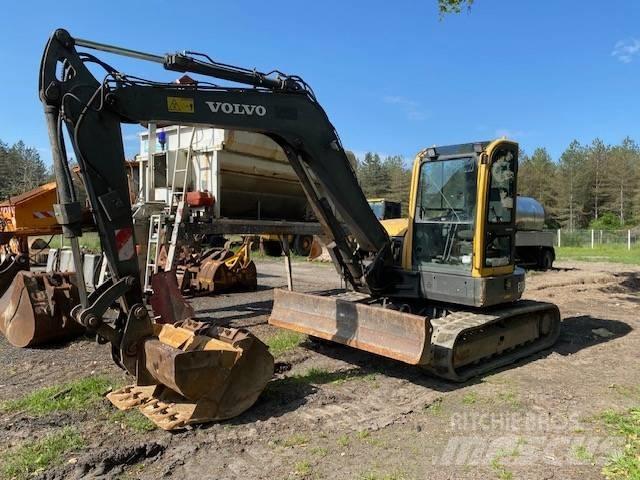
472, 140, 518, 278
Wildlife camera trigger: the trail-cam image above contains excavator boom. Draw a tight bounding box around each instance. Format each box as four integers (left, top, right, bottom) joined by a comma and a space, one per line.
37, 29, 399, 429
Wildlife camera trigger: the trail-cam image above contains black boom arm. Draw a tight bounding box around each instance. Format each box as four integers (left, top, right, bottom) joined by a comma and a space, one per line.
39, 29, 393, 306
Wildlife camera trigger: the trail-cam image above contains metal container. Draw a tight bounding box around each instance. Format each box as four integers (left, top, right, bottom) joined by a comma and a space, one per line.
516, 196, 546, 231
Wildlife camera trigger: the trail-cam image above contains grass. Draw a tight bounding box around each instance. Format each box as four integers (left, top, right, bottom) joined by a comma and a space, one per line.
281, 433, 310, 448
357, 430, 371, 440
601, 408, 640, 479
609, 384, 640, 399
265, 330, 306, 356
497, 390, 522, 409
294, 460, 311, 476
462, 392, 478, 405
489, 439, 524, 480
489, 456, 513, 480
1, 376, 118, 415
309, 446, 328, 457
46, 233, 102, 253
337, 434, 350, 447
2, 427, 84, 480
110, 409, 157, 433
423, 397, 443, 415
557, 245, 640, 265
574, 444, 595, 463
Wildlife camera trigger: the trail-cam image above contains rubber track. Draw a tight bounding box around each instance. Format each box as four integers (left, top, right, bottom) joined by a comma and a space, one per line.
424, 300, 561, 382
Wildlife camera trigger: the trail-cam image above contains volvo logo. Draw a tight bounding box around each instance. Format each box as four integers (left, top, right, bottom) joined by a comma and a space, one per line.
205, 101, 267, 116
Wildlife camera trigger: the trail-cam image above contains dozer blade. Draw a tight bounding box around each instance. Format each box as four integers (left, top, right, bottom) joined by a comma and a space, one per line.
0, 271, 83, 347
269, 289, 432, 365
270, 289, 561, 383
107, 319, 274, 430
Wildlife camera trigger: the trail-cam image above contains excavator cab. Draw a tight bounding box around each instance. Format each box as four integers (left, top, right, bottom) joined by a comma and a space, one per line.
272, 140, 559, 381
400, 139, 524, 307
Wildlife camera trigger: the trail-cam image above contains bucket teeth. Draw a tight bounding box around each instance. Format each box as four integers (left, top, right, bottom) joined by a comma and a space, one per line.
107, 384, 188, 430
106, 323, 274, 431
106, 385, 156, 410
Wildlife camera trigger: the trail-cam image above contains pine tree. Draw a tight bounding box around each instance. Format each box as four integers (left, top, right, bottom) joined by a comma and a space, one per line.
0, 140, 48, 199
517, 147, 558, 222
556, 140, 589, 230
602, 137, 638, 225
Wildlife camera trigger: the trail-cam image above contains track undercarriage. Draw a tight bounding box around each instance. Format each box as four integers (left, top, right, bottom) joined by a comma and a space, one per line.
269, 289, 561, 382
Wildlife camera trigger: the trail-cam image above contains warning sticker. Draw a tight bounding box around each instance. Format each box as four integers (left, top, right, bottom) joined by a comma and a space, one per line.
115, 227, 135, 261
167, 96, 194, 113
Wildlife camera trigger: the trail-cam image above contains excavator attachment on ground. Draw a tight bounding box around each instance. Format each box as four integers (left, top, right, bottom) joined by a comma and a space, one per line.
0, 270, 82, 347
107, 319, 273, 430
176, 242, 258, 295
0, 254, 29, 298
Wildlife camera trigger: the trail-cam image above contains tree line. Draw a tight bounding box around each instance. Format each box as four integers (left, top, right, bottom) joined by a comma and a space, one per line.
355, 137, 640, 230
518, 137, 640, 230
0, 140, 48, 200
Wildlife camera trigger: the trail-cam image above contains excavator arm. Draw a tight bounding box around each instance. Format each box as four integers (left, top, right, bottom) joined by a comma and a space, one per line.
37, 29, 398, 428
40, 29, 391, 305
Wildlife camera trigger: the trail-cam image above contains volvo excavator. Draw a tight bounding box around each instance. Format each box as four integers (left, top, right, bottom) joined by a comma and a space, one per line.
31, 29, 560, 430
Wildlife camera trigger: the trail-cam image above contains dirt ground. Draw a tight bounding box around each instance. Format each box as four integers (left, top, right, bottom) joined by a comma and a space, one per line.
1, 259, 638, 480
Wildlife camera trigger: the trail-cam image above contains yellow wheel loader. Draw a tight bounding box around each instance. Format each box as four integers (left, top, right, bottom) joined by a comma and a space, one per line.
33, 29, 560, 429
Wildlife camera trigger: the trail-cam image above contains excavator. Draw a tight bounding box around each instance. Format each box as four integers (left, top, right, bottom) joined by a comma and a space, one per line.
32, 29, 560, 430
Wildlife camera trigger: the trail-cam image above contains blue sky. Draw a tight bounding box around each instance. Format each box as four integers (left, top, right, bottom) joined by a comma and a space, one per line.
0, 0, 638, 164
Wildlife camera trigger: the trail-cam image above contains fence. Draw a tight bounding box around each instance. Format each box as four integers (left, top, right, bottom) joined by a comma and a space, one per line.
554, 229, 640, 249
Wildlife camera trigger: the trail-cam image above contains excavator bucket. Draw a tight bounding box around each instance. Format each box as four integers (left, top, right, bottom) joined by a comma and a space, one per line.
0, 271, 83, 347
269, 289, 432, 365
107, 319, 274, 430
178, 242, 258, 295
0, 254, 29, 297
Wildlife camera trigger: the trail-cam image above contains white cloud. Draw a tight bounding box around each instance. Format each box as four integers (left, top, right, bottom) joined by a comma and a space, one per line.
612, 38, 640, 63
383, 95, 428, 121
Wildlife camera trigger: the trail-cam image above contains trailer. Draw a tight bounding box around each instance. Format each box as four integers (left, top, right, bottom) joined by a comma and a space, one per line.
515, 196, 555, 269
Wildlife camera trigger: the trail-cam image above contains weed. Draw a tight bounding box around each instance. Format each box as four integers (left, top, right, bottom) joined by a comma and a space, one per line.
498, 390, 522, 409
266, 330, 305, 356
295, 460, 311, 476
423, 397, 443, 415
357, 430, 371, 440
601, 408, 640, 479
490, 456, 513, 480
2, 427, 84, 480
574, 444, 595, 463
310, 446, 328, 457
279, 433, 309, 448
337, 434, 350, 447
489, 441, 524, 480
462, 392, 478, 405
1, 376, 119, 415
